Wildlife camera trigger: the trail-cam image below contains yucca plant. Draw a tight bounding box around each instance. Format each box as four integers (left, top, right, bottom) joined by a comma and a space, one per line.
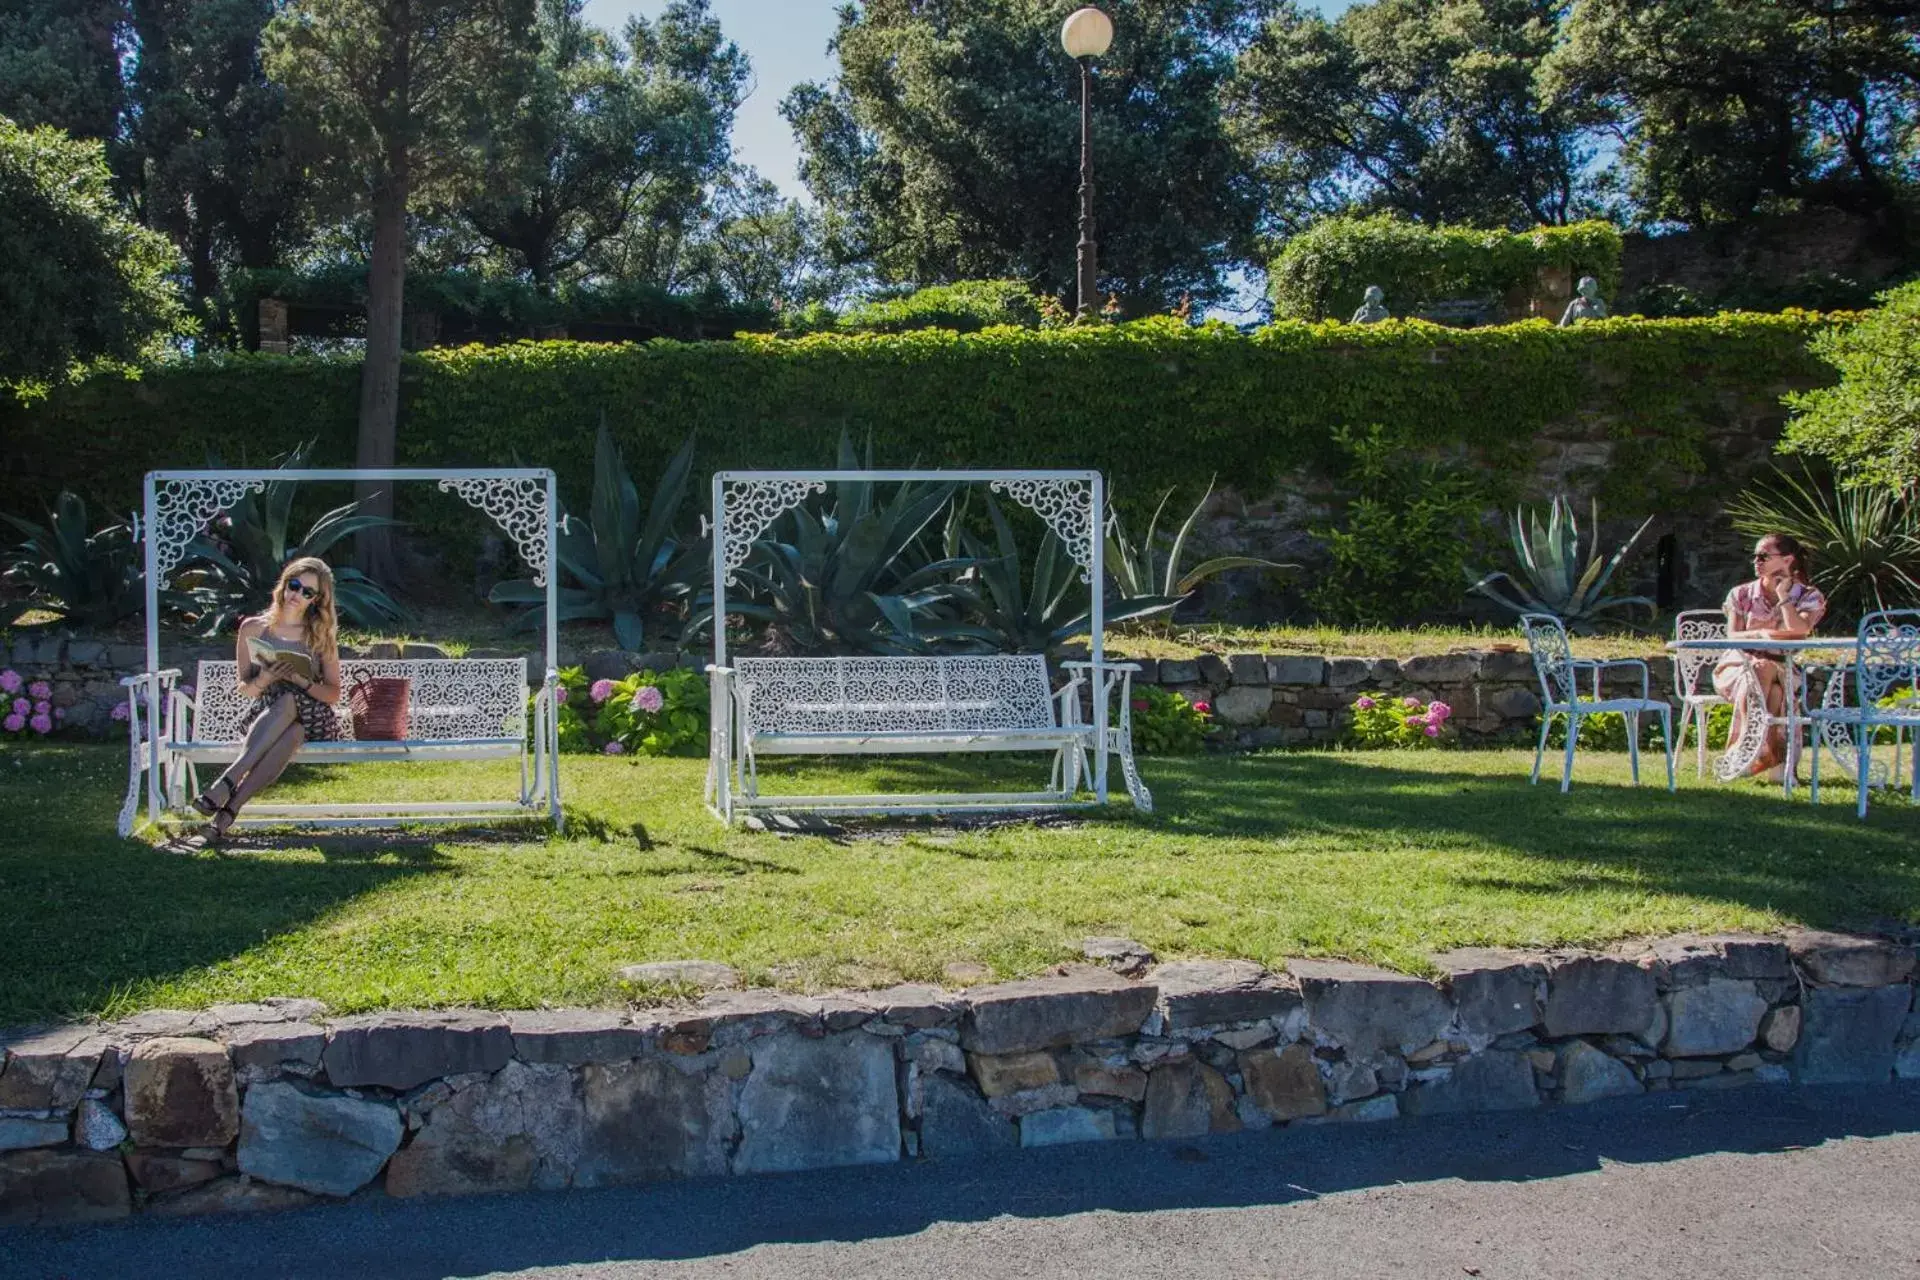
1, 491, 147, 628
1105, 479, 1294, 615
173, 442, 408, 634
935, 493, 1184, 655
1468, 496, 1654, 633
724, 436, 973, 654
490, 426, 706, 650
1725, 464, 1920, 622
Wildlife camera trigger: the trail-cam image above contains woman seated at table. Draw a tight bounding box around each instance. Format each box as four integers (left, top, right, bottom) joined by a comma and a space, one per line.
1714, 533, 1825, 779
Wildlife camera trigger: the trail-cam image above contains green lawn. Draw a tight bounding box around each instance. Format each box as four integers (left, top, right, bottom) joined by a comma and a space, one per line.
3, 744, 1916, 1025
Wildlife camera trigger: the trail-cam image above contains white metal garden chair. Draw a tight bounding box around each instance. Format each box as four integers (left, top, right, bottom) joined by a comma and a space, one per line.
1808, 610, 1920, 818
1671, 609, 1730, 777
1520, 613, 1676, 793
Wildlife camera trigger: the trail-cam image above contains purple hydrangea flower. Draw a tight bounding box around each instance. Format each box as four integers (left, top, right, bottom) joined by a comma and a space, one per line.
10, 699, 26, 717
27, 680, 51, 701
0, 669, 19, 694
631, 685, 665, 714
589, 679, 616, 704
53, 707, 65, 720
1354, 696, 1376, 710
110, 703, 131, 722
32, 700, 49, 717
603, 740, 627, 755
28, 714, 51, 735
2, 714, 23, 733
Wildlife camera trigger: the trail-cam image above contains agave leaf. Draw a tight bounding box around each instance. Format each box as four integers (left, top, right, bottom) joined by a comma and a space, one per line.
1173, 555, 1296, 597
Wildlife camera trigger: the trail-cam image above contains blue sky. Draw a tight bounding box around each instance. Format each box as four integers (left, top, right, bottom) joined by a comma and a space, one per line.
587, 1, 1351, 200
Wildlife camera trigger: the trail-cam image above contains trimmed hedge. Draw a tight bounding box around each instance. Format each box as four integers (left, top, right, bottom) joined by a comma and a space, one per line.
1270, 216, 1624, 322
0, 312, 1843, 528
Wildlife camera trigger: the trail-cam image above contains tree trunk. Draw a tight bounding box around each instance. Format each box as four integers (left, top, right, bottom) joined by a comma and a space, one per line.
356, 150, 409, 583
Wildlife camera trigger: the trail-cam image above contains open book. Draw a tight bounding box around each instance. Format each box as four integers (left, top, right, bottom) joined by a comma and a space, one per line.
246, 635, 315, 683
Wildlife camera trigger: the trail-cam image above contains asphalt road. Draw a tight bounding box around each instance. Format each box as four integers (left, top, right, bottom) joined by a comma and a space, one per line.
10, 1082, 1920, 1280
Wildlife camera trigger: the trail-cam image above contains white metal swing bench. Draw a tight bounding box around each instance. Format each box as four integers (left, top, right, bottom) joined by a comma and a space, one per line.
703, 469, 1153, 822
117, 468, 564, 835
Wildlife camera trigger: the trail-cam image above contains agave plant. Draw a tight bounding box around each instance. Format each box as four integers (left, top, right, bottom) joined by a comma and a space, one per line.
1725, 464, 1920, 622
725, 436, 972, 654
490, 426, 706, 651
1105, 479, 1294, 610
173, 442, 408, 634
1, 491, 148, 628
1468, 496, 1654, 633
935, 493, 1184, 655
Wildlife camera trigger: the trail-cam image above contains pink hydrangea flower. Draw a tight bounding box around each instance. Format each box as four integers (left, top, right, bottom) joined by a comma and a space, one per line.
1423, 723, 1440, 737
1401, 697, 1421, 709
2, 714, 23, 733
110, 702, 131, 722
554, 685, 569, 705
10, 699, 26, 717
0, 669, 19, 694
1354, 696, 1376, 710
1405, 716, 1423, 729
1131, 698, 1148, 712
1428, 701, 1452, 721
603, 740, 627, 755
28, 714, 51, 735
589, 679, 616, 704
1192, 701, 1211, 715
27, 680, 51, 701
631, 685, 665, 714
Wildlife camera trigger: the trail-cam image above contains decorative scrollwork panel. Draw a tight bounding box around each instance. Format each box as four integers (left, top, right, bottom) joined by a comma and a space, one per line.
190, 659, 528, 743
151, 479, 268, 579
719, 480, 825, 582
439, 477, 551, 585
989, 479, 1096, 582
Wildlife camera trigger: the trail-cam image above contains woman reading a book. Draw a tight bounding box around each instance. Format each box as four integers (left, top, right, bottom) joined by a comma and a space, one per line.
192, 557, 344, 837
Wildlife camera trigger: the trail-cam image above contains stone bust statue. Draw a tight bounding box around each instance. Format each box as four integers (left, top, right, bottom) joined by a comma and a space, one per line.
1350, 285, 1389, 325
1558, 275, 1608, 326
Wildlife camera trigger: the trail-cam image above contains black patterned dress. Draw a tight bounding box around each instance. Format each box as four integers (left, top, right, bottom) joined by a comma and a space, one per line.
243, 642, 344, 741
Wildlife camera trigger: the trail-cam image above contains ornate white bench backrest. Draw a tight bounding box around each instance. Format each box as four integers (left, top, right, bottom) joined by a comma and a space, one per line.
188, 659, 529, 743
734, 655, 1058, 737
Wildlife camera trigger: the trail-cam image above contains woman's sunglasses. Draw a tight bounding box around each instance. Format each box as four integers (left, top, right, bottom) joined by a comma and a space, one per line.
284, 578, 319, 600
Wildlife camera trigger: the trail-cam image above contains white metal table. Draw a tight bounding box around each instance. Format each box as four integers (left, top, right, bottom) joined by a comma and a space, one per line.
1666, 636, 1864, 792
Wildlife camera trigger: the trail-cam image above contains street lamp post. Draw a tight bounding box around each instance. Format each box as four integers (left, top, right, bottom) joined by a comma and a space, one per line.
1060, 7, 1113, 318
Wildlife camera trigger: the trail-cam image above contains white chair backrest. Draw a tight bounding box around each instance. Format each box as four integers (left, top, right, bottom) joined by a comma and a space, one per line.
1519, 613, 1578, 707
1854, 610, 1920, 707
1671, 609, 1726, 696
735, 655, 1056, 736
189, 659, 528, 743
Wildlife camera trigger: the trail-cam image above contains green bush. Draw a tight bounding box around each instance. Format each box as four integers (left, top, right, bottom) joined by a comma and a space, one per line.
1130, 685, 1211, 754
1344, 691, 1457, 748
542, 665, 708, 754
1270, 215, 1623, 323
0, 311, 1842, 546
829, 280, 1045, 334
1781, 279, 1920, 493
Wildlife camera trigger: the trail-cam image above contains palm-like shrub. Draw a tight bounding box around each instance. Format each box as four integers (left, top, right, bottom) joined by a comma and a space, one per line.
1, 492, 146, 628
1468, 497, 1654, 633
490, 427, 706, 651
1726, 464, 1920, 621
173, 444, 407, 634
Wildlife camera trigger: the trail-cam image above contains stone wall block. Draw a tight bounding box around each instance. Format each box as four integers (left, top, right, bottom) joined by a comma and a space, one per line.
1760, 1005, 1803, 1053
1787, 930, 1917, 988
124, 1037, 239, 1148
1159, 659, 1199, 685
1644, 934, 1791, 989
1542, 957, 1657, 1037
733, 1032, 900, 1175
1196, 655, 1232, 687
0, 1026, 106, 1110
1070, 1058, 1148, 1101
578, 1057, 732, 1186
320, 1012, 512, 1090
1269, 656, 1326, 685
1556, 1040, 1643, 1104
225, 1023, 326, 1076
237, 1080, 402, 1198
124, 1150, 225, 1194
1213, 684, 1273, 726
1399, 1051, 1539, 1115
959, 971, 1157, 1055
918, 1074, 1016, 1156
967, 1050, 1059, 1097
869, 984, 961, 1028
1292, 960, 1452, 1061
1239, 1043, 1327, 1120
387, 1060, 581, 1197
1794, 984, 1911, 1084
145, 1176, 315, 1217
1663, 979, 1768, 1057
1140, 1059, 1239, 1139
1433, 949, 1545, 1040
0, 1149, 130, 1225
1326, 658, 1371, 688
508, 1010, 649, 1065
1020, 1106, 1121, 1147
0, 1117, 70, 1151
1402, 654, 1480, 684
1152, 959, 1301, 1030
1227, 654, 1269, 685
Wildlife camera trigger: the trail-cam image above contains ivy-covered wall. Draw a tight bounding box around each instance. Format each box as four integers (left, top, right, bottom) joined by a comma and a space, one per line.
1, 312, 1843, 610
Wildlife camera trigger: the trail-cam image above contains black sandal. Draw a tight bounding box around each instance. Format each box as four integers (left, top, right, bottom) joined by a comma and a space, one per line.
206, 803, 238, 841
192, 778, 236, 818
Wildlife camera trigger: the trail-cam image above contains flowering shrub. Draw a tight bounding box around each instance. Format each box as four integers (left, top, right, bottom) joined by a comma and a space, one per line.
1346, 691, 1454, 748
0, 669, 56, 738
1130, 685, 1210, 755
537, 665, 709, 755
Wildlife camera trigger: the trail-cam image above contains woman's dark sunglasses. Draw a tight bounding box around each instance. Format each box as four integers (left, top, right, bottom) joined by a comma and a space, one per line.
284, 578, 318, 600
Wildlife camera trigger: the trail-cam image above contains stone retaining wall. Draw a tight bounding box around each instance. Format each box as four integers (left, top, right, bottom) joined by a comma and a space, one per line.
1130, 648, 1675, 748
5, 929, 1917, 1226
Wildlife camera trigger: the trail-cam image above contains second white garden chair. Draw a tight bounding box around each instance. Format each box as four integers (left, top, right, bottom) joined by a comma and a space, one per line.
1671, 609, 1730, 777
1808, 609, 1920, 818
1521, 614, 1676, 793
